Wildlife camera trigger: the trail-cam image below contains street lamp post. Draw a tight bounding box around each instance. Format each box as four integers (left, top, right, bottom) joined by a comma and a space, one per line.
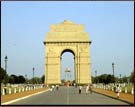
5, 56, 8, 73
95, 70, 97, 77
4, 56, 8, 86
32, 67, 35, 84
95, 70, 97, 83
112, 62, 115, 83
120, 74, 121, 83
25, 74, 27, 84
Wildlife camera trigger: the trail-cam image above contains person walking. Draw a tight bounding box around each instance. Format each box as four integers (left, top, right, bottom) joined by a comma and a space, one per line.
56, 85, 59, 91
86, 84, 89, 94
74, 83, 76, 87
50, 85, 53, 91
79, 86, 81, 94
89, 84, 93, 94
116, 84, 120, 98
52, 85, 55, 91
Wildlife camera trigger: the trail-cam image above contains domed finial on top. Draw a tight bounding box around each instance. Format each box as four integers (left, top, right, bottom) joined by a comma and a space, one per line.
65, 67, 70, 72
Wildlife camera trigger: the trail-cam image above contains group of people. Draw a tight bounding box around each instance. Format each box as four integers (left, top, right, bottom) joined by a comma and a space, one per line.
48, 83, 122, 98
50, 85, 59, 91
79, 84, 93, 94
49, 84, 93, 94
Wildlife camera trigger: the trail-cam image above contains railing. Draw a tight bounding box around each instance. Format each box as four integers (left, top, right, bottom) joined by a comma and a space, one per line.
1, 84, 45, 95
93, 83, 134, 95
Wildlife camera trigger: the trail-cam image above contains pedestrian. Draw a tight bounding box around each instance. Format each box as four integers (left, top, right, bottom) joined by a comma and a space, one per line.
79, 86, 82, 94
89, 84, 93, 94
116, 85, 120, 98
50, 85, 53, 91
75, 84, 77, 88
74, 83, 76, 87
114, 84, 116, 92
56, 85, 59, 91
52, 85, 55, 91
86, 84, 89, 94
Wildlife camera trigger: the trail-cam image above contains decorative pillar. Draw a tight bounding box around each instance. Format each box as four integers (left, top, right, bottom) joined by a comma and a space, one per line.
22, 88, 24, 92
125, 87, 127, 93
19, 88, 21, 93
8, 88, 11, 94
131, 88, 134, 94
14, 88, 16, 93
2, 88, 5, 95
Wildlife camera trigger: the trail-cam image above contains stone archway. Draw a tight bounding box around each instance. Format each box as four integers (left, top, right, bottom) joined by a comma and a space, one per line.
43, 20, 92, 85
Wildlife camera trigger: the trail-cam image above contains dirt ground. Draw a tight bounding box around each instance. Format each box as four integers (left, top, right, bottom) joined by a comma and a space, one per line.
93, 88, 134, 103
1, 87, 49, 103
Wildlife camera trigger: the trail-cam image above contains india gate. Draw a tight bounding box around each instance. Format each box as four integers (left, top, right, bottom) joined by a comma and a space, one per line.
43, 20, 92, 85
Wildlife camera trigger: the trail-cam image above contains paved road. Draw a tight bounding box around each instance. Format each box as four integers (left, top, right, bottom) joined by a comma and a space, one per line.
10, 86, 129, 105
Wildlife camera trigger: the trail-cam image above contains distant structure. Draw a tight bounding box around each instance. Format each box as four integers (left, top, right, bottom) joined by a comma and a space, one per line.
65, 67, 71, 81
43, 20, 92, 85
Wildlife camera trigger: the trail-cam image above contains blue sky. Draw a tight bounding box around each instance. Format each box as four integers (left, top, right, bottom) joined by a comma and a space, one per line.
1, 1, 134, 80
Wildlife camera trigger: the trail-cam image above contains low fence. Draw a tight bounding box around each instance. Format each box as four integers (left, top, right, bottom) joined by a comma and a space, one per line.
1, 84, 45, 95
93, 83, 134, 95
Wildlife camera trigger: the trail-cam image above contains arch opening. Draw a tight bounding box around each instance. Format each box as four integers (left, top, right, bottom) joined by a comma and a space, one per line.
61, 49, 75, 57
61, 49, 75, 85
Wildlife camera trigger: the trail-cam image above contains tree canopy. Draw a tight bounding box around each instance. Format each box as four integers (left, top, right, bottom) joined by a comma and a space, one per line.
92, 74, 115, 84
0, 67, 8, 84
129, 71, 134, 83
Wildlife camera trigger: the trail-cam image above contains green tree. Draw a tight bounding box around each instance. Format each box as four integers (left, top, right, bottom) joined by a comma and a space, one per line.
92, 76, 99, 83
93, 74, 115, 84
9, 74, 19, 84
0, 67, 7, 83
8, 76, 15, 84
91, 76, 95, 83
98, 74, 107, 84
115, 77, 119, 83
121, 76, 128, 83
3, 74, 9, 84
29, 77, 42, 84
18, 75, 25, 83
34, 77, 42, 84
106, 74, 115, 83
129, 71, 134, 83
41, 75, 45, 83
0, 67, 9, 84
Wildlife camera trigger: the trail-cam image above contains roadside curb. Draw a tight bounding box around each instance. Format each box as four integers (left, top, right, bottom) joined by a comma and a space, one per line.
93, 90, 134, 105
1, 88, 50, 105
